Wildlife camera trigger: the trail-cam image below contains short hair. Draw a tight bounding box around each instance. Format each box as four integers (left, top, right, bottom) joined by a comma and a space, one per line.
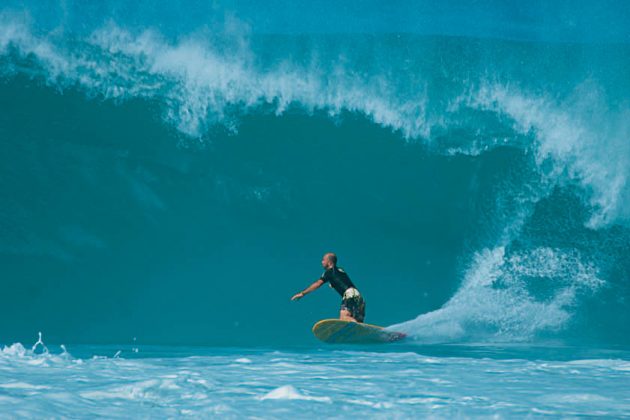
324, 252, 337, 265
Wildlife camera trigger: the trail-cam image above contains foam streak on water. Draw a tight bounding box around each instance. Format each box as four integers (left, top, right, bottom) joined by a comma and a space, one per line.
0, 344, 628, 418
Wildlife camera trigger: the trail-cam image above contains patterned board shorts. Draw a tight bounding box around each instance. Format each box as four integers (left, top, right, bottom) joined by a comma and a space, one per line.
341, 288, 365, 322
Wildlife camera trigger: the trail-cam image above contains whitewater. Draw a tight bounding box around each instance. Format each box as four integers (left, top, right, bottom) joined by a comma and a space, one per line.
1, 0, 629, 417
1, 337, 629, 418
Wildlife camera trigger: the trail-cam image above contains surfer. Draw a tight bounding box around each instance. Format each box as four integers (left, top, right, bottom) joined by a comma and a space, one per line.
291, 253, 365, 323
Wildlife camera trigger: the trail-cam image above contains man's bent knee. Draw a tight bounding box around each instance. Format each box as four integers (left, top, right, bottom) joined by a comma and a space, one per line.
340, 309, 356, 322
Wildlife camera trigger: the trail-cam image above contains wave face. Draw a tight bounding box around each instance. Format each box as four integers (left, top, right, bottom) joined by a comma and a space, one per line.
0, 2, 629, 346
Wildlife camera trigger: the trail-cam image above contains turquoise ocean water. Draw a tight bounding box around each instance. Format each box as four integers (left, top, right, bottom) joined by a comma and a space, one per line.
1, 0, 629, 417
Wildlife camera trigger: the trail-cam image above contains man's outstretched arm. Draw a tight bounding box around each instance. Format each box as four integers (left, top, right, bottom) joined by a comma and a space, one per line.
291, 279, 324, 301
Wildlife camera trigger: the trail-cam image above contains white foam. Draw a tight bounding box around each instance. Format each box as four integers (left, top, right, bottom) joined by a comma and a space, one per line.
346, 399, 394, 408
399, 397, 446, 405
392, 246, 604, 342
0, 17, 432, 140
567, 359, 630, 371
0, 382, 50, 390
81, 379, 162, 401
538, 393, 610, 404
259, 385, 331, 403
1, 343, 28, 357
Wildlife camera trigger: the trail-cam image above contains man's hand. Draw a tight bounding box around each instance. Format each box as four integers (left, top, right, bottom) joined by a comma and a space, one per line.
291, 279, 323, 301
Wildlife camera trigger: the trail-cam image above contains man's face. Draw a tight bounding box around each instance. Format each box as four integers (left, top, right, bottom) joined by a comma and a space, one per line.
321, 256, 329, 268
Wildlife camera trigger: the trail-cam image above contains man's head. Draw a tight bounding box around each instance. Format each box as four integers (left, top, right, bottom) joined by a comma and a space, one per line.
321, 252, 337, 269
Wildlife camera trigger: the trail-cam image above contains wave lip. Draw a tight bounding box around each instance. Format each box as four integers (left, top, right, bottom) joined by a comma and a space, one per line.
0, 17, 431, 139
3, 15, 627, 230
468, 81, 630, 228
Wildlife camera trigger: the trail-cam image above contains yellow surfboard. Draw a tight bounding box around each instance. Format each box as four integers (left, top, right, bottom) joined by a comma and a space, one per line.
312, 319, 406, 344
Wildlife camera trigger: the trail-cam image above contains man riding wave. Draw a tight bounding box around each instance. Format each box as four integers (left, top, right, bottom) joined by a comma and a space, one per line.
291, 253, 365, 323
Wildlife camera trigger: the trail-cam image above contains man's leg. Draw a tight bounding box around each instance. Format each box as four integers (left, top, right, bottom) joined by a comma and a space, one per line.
340, 308, 357, 322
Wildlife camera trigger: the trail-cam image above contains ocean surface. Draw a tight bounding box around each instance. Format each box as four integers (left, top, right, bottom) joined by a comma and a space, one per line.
2, 339, 630, 418
1, 0, 629, 417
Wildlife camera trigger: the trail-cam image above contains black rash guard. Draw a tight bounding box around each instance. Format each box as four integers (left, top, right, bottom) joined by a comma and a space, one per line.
320, 267, 357, 297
